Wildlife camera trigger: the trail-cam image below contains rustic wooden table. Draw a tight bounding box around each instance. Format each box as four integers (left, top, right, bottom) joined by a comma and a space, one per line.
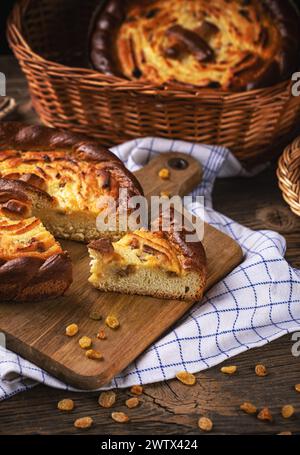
0, 56, 300, 435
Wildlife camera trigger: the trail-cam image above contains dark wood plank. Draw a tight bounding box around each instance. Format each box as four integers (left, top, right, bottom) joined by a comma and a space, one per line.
214, 165, 300, 269
0, 333, 299, 435
0, 56, 299, 435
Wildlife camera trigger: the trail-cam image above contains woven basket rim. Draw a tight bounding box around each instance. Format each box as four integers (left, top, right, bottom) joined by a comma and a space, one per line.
277, 137, 300, 216
7, 0, 294, 98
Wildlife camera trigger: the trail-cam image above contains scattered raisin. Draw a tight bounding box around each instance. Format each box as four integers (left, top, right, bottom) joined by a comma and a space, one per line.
105, 315, 120, 330
97, 329, 107, 340
79, 336, 92, 349
57, 399, 75, 412
257, 407, 272, 422
66, 324, 79, 337
255, 364, 268, 377
240, 402, 257, 415
98, 391, 116, 409
111, 412, 130, 423
89, 310, 102, 321
86, 349, 103, 360
158, 168, 170, 180
221, 366, 237, 375
281, 405, 295, 419
74, 416, 93, 429
160, 191, 171, 198
126, 397, 140, 409
130, 385, 143, 395
198, 416, 213, 432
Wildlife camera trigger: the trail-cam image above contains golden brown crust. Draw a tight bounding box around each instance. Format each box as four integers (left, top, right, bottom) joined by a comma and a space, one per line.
0, 176, 53, 208
0, 253, 73, 302
0, 178, 73, 302
0, 122, 143, 202
89, 0, 300, 90
89, 218, 207, 276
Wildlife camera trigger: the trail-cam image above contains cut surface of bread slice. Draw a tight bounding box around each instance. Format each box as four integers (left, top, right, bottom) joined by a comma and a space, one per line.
0, 122, 143, 243
0, 182, 72, 302
88, 227, 206, 301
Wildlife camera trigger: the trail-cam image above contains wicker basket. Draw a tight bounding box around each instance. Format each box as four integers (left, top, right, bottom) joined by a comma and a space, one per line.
277, 138, 300, 216
7, 0, 300, 168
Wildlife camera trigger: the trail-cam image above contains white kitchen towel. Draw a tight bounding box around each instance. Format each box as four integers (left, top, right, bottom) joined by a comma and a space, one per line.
0, 138, 299, 401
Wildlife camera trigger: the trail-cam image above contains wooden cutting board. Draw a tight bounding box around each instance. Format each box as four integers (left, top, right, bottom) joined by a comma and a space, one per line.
0, 152, 243, 389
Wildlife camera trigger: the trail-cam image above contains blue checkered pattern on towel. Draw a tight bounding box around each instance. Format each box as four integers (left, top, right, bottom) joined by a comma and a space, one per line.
0, 138, 299, 400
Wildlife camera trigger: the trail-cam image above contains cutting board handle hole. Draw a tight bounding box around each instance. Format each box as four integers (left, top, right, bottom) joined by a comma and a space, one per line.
168, 157, 189, 170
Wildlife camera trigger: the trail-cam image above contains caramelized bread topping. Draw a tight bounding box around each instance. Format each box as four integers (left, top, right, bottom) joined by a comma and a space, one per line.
0, 213, 62, 262
89, 227, 206, 277
0, 149, 135, 215
88, 215, 207, 301
0, 122, 142, 216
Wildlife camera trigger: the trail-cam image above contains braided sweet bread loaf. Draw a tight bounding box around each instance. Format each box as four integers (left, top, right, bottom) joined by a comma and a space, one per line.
89, 0, 300, 90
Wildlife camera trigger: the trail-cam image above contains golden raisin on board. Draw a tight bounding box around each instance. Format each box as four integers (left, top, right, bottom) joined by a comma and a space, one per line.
176, 371, 196, 386
57, 399, 75, 412
281, 405, 295, 419
221, 366, 237, 375
86, 349, 103, 360
79, 336, 92, 349
97, 329, 107, 340
98, 391, 116, 409
65, 323, 79, 337
160, 191, 171, 198
89, 310, 102, 321
111, 412, 130, 423
240, 402, 257, 415
130, 385, 143, 395
198, 416, 213, 432
105, 315, 120, 330
126, 397, 140, 409
255, 364, 268, 377
257, 407, 272, 422
74, 416, 93, 429
158, 168, 170, 180
295, 384, 300, 393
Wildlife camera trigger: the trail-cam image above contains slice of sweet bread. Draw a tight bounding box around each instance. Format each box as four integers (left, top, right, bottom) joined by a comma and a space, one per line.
88, 226, 206, 301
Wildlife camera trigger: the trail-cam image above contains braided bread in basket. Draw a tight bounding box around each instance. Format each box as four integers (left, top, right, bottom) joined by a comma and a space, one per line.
90, 0, 300, 91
